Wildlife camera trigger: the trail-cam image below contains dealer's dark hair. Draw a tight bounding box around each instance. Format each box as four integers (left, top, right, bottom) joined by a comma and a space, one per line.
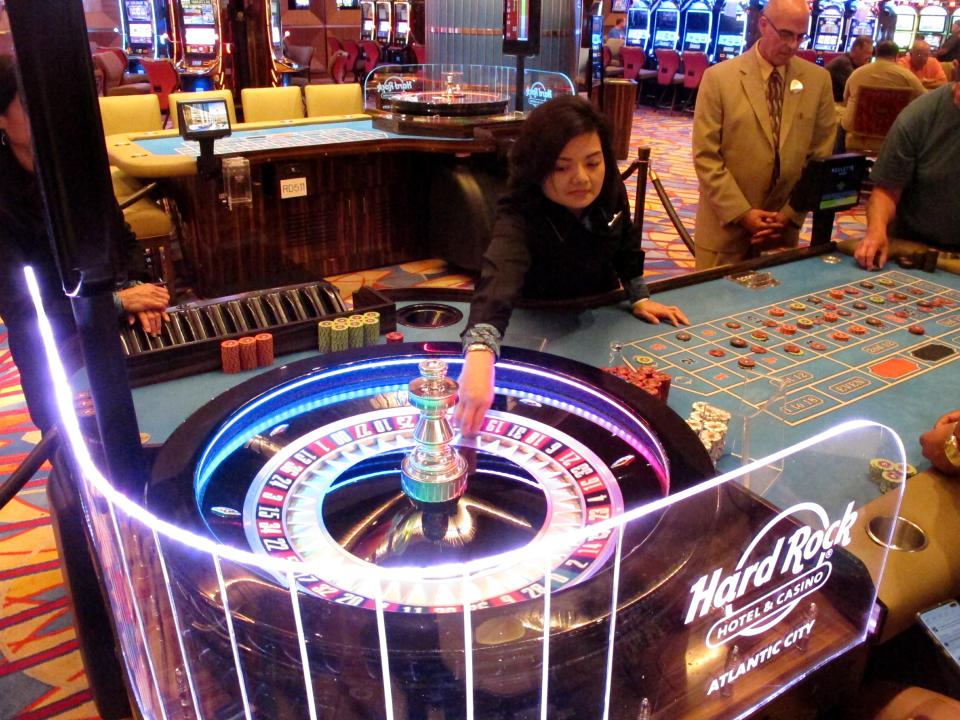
507, 94, 619, 198
875, 40, 899, 59
0, 55, 19, 116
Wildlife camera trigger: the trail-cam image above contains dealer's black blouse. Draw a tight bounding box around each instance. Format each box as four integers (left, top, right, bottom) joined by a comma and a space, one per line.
465, 183, 648, 338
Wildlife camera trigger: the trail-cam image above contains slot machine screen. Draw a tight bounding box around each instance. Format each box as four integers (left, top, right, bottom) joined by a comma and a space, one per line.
363, 19, 375, 33
289, 0, 311, 8
685, 12, 710, 45
129, 23, 154, 43
895, 13, 915, 30
717, 12, 744, 44
918, 14, 946, 33
396, 21, 409, 35
626, 8, 648, 45
656, 9, 678, 30
182, 0, 216, 25
184, 26, 218, 51
125, 0, 152, 22
336, 0, 362, 8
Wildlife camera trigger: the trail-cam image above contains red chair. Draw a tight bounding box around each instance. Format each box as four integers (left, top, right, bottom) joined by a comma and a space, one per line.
328, 50, 349, 84
620, 45, 658, 104
411, 42, 426, 64
92, 50, 152, 96
359, 40, 380, 79
140, 58, 180, 121
797, 49, 818, 64
602, 45, 624, 78
342, 38, 360, 82
680, 51, 709, 112
654, 49, 684, 111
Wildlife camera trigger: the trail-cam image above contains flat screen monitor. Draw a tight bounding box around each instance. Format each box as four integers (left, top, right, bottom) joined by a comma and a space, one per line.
685, 13, 709, 34
895, 12, 915, 31
125, 0, 152, 22
918, 15, 946, 34
336, 0, 361, 8
289, 0, 311, 8
362, 19, 374, 32
718, 14, 743, 34
177, 98, 231, 141
396, 21, 409, 35
184, 27, 218, 48
655, 10, 678, 30
182, 2, 215, 26
129, 23, 153, 43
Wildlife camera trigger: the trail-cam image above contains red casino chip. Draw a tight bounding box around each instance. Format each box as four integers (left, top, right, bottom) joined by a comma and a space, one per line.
778, 324, 797, 335
737, 357, 757, 368
762, 319, 780, 327
238, 336, 258, 371
750, 329, 769, 341
807, 341, 828, 351
894, 310, 911, 318
255, 333, 274, 367
908, 325, 926, 335
909, 288, 925, 295
221, 339, 241, 374
386, 331, 405, 343
750, 345, 768, 354
822, 303, 838, 311
847, 325, 867, 335
708, 348, 727, 357
830, 331, 851, 342
843, 287, 860, 295
823, 312, 839, 322
768, 307, 786, 317
783, 343, 803, 355
828, 289, 845, 299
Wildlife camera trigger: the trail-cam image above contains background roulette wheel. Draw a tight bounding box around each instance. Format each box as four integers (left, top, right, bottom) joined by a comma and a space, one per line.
148, 343, 715, 719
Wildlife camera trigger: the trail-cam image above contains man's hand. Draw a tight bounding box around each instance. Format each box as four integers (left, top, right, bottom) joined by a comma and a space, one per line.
919, 412, 960, 475
632, 299, 690, 326
118, 283, 170, 336
454, 349, 496, 438
853, 230, 890, 271
740, 209, 786, 242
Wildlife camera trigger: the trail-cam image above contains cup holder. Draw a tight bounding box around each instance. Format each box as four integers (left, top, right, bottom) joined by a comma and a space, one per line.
397, 303, 464, 329
866, 515, 928, 552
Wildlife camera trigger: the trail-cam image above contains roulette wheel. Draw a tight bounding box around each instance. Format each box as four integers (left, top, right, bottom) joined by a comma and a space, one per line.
147, 343, 715, 719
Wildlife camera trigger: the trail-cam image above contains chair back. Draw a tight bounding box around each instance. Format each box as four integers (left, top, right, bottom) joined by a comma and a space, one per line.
411, 42, 426, 64
681, 51, 709, 89
168, 89, 238, 130
140, 58, 179, 112
241, 86, 305, 123
328, 50, 349, 84
941, 60, 956, 82
654, 49, 681, 85
620, 46, 647, 81
99, 94, 163, 136
304, 83, 364, 117
796, 49, 818, 63
342, 38, 360, 81
847, 85, 914, 154
92, 51, 127, 93
359, 41, 381, 77
327, 36, 342, 59
605, 38, 625, 59
286, 44, 315, 68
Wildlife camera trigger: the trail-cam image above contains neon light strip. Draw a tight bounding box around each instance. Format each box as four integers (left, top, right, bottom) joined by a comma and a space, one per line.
373, 580, 395, 720
288, 571, 319, 720
214, 555, 253, 719
26, 265, 905, 596
601, 526, 624, 720
462, 571, 475, 720
539, 550, 551, 720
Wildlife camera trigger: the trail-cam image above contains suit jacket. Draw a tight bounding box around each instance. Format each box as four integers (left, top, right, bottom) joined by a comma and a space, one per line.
692, 46, 837, 257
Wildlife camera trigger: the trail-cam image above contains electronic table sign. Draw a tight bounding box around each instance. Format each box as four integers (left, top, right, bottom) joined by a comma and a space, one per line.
503, 0, 542, 55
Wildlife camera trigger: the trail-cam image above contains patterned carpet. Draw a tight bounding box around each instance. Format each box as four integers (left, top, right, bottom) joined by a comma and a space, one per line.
0, 105, 868, 719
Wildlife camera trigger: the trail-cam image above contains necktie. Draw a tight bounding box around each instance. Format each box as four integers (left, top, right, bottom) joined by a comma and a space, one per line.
767, 69, 784, 187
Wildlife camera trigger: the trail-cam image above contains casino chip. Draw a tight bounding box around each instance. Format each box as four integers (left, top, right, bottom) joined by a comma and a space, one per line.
789, 302, 806, 311
852, 301, 868, 310
762, 319, 780, 327
868, 296, 885, 304
909, 288, 925, 296
823, 303, 838, 311
768, 307, 786, 317
675, 331, 692, 341
823, 312, 839, 322
807, 341, 828, 351
737, 357, 756, 368
778, 324, 797, 335
908, 324, 926, 335
837, 309, 853, 317
894, 310, 910, 318
830, 331, 851, 342
724, 321, 742, 330
844, 287, 860, 295
797, 318, 814, 329
750, 329, 769, 341
878, 278, 896, 287
865, 317, 884, 327
807, 296, 823, 304
847, 325, 867, 335
750, 345, 768, 354
708, 348, 727, 357
828, 289, 845, 299
783, 344, 803, 355
859, 281, 875, 289
730, 337, 748, 348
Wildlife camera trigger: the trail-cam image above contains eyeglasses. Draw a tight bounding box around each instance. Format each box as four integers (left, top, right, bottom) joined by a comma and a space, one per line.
763, 15, 808, 44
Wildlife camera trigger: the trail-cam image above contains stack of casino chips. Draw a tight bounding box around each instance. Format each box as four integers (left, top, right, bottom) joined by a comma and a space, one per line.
686, 401, 732, 463
221, 332, 274, 373
869, 457, 916, 493
317, 312, 381, 353
602, 364, 672, 402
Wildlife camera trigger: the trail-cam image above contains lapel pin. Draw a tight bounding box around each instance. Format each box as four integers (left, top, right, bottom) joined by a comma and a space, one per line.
789, 79, 804, 93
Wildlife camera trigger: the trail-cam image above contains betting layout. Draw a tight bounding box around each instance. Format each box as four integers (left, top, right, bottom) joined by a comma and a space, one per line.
173, 126, 391, 156
625, 271, 960, 427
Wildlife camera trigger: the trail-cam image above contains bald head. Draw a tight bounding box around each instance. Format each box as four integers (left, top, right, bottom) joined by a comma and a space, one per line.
910, 39, 931, 69
758, 0, 811, 66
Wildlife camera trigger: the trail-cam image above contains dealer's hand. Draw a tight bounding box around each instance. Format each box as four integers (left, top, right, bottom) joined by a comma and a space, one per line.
632, 298, 689, 326
455, 348, 496, 438
118, 283, 170, 336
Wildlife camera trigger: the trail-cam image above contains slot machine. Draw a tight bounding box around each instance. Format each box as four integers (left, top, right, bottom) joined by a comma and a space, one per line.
262, 0, 302, 86
120, 0, 168, 59
916, 3, 948, 49
844, 0, 878, 51
375, 0, 392, 45
626, 0, 652, 48
891, 3, 917, 50
360, 0, 375, 41
649, 0, 681, 56
679, 0, 713, 52
712, 0, 749, 62
393, 1, 411, 45
812, 1, 844, 51
169, 0, 226, 91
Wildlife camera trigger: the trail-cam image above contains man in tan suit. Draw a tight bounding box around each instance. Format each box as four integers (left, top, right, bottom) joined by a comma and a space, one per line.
692, 0, 836, 269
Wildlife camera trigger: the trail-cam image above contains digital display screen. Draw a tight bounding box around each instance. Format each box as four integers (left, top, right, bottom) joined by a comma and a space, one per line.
185, 27, 218, 47
396, 21, 409, 35
125, 0, 152, 22
918, 15, 947, 34
718, 14, 744, 34
363, 19, 374, 31
655, 10, 678, 30
895, 13, 916, 31
628, 9, 648, 31
289, 0, 311, 8
504, 0, 530, 43
336, 0, 361, 8
182, 1, 216, 26
820, 161, 862, 210
686, 13, 709, 34
626, 28, 644, 43
178, 98, 231, 139
129, 23, 153, 42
